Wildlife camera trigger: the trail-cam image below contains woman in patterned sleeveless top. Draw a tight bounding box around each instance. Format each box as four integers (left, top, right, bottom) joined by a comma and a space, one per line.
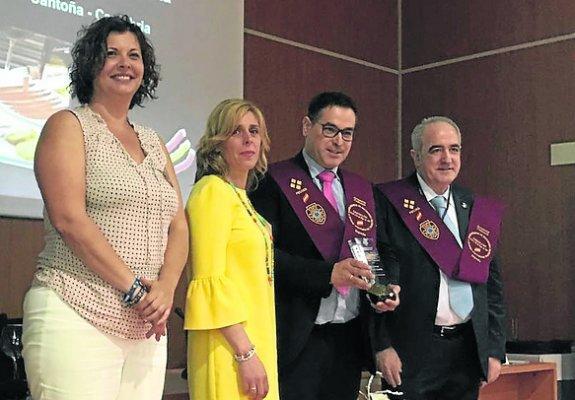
22, 15, 188, 400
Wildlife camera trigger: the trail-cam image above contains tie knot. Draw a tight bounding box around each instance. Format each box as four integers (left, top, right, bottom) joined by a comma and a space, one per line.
318, 170, 336, 183
430, 195, 447, 213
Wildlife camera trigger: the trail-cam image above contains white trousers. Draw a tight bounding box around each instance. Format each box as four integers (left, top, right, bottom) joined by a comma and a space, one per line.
22, 286, 167, 400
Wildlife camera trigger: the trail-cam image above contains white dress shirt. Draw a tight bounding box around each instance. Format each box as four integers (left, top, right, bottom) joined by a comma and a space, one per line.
416, 173, 467, 326
302, 149, 360, 324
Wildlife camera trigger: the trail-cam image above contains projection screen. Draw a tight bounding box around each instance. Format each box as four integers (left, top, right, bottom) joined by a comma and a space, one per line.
0, 0, 243, 218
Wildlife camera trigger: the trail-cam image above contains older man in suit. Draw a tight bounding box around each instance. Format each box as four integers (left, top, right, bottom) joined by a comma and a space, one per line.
374, 116, 506, 400
250, 92, 399, 400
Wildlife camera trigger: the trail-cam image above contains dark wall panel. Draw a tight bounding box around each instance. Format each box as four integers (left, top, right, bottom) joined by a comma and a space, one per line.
166, 274, 188, 368
245, 34, 398, 183
246, 0, 398, 68
403, 0, 575, 67
402, 40, 575, 340
0, 217, 44, 317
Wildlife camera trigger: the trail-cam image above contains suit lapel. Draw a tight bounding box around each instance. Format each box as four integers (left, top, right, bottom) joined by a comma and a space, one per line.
293, 151, 310, 176
453, 186, 472, 243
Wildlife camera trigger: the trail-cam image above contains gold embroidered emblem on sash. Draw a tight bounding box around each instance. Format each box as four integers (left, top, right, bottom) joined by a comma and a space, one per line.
290, 177, 309, 203
290, 178, 302, 190
419, 220, 440, 240
467, 225, 492, 261
306, 203, 326, 225
404, 198, 423, 221
347, 197, 374, 236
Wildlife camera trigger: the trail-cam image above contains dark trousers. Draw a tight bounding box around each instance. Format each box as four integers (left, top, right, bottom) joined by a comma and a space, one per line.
279, 317, 363, 400
393, 322, 482, 400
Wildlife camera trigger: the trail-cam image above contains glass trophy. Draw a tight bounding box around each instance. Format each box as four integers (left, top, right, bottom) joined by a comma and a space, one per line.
348, 237, 396, 305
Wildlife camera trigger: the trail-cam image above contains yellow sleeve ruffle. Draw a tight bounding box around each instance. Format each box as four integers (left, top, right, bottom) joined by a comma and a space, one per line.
185, 176, 248, 330
184, 275, 247, 330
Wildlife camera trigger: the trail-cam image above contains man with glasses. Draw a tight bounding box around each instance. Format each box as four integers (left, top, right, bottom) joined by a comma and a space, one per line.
250, 92, 399, 400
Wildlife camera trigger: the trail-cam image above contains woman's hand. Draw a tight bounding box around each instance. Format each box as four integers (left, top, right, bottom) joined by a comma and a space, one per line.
145, 309, 170, 341
135, 277, 175, 326
219, 324, 268, 398
238, 355, 269, 399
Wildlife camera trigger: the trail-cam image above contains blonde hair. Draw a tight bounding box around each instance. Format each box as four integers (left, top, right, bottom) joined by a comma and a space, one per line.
195, 99, 270, 190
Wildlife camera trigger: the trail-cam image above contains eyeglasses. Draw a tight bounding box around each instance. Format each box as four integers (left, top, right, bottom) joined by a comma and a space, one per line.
318, 123, 355, 142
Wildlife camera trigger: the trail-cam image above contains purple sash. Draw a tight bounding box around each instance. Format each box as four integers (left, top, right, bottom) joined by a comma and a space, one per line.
269, 159, 376, 263
376, 179, 504, 284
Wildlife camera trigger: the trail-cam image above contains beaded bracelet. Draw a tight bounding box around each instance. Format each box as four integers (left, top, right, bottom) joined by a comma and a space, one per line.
128, 284, 146, 306
122, 276, 148, 307
233, 346, 256, 363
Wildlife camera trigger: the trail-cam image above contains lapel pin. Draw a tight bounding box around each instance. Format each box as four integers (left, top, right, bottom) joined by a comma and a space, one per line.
461, 202, 468, 209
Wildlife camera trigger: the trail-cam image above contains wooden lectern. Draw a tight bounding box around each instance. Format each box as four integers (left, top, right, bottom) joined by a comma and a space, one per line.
479, 362, 557, 400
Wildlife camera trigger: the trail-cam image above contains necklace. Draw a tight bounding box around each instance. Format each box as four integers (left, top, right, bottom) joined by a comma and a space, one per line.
228, 182, 274, 284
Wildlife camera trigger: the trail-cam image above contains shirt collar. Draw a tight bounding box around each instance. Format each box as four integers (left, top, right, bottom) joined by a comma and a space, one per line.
302, 149, 339, 180
416, 172, 450, 202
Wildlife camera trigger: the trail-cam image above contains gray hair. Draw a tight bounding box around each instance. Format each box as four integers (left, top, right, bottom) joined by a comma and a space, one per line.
411, 116, 462, 155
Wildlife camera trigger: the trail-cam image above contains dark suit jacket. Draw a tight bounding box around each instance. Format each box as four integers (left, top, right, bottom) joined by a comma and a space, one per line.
250, 152, 385, 372
374, 173, 506, 379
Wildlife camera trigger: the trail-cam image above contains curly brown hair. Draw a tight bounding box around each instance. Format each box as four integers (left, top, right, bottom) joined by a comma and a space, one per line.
69, 15, 160, 109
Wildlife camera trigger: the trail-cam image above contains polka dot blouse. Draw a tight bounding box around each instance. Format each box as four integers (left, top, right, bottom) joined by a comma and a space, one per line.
33, 105, 179, 339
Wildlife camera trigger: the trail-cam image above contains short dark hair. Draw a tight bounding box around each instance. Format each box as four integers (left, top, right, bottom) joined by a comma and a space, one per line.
69, 15, 160, 109
307, 91, 357, 122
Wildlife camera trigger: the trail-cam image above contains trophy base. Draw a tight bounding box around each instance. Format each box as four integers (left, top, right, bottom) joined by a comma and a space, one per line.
367, 283, 396, 303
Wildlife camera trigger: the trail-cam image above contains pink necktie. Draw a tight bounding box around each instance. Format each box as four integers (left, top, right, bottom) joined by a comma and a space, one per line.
318, 170, 349, 296
318, 170, 339, 213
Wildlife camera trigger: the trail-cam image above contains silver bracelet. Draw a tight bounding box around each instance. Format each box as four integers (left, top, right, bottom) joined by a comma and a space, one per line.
233, 346, 256, 363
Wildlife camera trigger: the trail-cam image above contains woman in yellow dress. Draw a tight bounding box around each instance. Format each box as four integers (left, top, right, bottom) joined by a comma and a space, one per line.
185, 99, 278, 400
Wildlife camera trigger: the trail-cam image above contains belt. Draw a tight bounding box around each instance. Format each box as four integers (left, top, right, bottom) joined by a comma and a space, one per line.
315, 317, 359, 328
433, 321, 471, 338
